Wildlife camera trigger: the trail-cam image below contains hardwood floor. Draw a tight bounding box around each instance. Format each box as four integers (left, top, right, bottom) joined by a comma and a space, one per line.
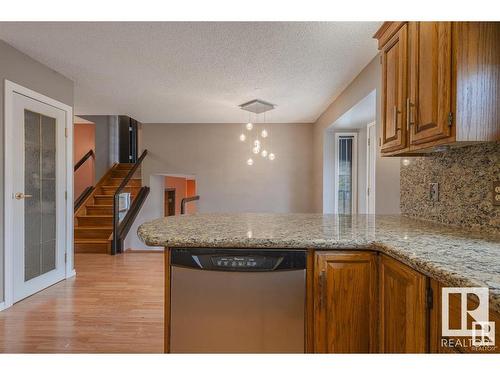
0, 252, 164, 353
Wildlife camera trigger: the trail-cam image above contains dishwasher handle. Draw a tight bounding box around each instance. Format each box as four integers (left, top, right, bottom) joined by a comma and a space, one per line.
171, 248, 306, 272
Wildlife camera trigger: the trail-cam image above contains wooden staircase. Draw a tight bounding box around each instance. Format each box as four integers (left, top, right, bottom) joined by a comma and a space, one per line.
74, 163, 142, 253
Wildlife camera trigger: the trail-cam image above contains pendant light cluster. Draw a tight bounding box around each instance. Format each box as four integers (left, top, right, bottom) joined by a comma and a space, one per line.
238, 99, 276, 166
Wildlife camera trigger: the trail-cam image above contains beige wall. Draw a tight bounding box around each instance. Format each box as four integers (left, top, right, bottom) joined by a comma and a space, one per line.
312, 56, 401, 214
127, 122, 313, 250
0, 40, 74, 304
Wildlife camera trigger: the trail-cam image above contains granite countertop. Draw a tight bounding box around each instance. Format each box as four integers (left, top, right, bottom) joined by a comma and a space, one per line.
138, 213, 500, 313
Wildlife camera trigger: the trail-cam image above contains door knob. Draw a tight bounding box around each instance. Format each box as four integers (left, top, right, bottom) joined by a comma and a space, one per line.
14, 192, 33, 200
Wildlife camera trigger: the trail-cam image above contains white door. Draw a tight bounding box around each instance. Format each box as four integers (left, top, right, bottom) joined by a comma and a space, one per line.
366, 122, 376, 214
11, 92, 67, 302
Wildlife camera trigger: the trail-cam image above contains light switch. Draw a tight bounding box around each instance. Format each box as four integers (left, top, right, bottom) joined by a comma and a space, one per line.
429, 182, 439, 202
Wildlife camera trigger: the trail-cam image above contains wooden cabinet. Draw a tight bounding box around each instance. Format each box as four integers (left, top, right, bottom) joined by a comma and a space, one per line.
379, 255, 428, 353
380, 23, 408, 152
375, 22, 500, 155
409, 22, 453, 145
314, 252, 378, 353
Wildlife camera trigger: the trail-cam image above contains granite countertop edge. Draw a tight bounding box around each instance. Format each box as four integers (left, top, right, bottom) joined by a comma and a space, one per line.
137, 214, 500, 314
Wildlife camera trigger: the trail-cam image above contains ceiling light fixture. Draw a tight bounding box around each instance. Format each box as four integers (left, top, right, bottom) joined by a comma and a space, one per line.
239, 99, 277, 166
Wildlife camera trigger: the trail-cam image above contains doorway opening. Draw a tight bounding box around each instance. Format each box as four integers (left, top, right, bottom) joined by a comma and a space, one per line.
323, 90, 376, 214
164, 176, 197, 215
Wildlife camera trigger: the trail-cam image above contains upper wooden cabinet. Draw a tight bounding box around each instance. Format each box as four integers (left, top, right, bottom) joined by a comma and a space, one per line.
375, 22, 500, 155
314, 252, 378, 353
380, 23, 408, 152
409, 22, 453, 145
379, 255, 428, 353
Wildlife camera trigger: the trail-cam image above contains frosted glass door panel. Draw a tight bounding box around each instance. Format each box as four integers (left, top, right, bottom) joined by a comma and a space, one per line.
24, 110, 57, 281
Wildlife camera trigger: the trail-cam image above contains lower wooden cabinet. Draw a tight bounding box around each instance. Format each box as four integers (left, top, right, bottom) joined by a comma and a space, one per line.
379, 255, 428, 353
311, 252, 500, 354
314, 251, 378, 353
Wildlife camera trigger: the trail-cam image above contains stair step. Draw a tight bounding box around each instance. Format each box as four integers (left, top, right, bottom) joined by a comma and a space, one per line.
93, 194, 135, 205
93, 195, 114, 205
86, 205, 113, 215
100, 185, 141, 195
116, 163, 135, 170
75, 239, 110, 253
111, 169, 131, 178
106, 178, 142, 187
77, 215, 113, 226
74, 226, 113, 239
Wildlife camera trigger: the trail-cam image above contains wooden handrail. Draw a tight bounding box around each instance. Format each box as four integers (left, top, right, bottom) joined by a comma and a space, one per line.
112, 149, 148, 254
74, 149, 95, 172
74, 186, 95, 211
118, 187, 150, 240
180, 195, 200, 215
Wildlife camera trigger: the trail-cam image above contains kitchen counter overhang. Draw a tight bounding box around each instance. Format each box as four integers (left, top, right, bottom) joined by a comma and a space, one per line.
138, 213, 500, 314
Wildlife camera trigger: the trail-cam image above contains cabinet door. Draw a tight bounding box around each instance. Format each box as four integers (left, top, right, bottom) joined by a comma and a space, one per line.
379, 255, 428, 353
314, 252, 378, 353
380, 23, 408, 153
409, 22, 453, 145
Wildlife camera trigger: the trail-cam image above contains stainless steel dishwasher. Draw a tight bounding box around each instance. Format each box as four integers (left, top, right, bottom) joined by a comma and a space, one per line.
170, 248, 306, 353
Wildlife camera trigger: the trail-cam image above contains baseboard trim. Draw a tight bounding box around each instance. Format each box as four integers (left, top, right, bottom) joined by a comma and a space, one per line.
67, 269, 77, 278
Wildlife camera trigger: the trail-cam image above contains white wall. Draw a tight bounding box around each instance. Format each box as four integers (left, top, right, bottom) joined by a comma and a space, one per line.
125, 174, 165, 250
127, 122, 314, 250
313, 56, 400, 214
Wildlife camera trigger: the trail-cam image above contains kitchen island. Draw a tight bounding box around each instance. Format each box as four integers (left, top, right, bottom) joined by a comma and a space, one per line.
138, 213, 500, 353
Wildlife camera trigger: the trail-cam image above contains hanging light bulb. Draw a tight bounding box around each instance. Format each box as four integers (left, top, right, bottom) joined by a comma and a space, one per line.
239, 133, 246, 142
261, 150, 268, 158
246, 158, 254, 166
253, 139, 260, 147
246, 122, 253, 131
252, 146, 260, 154
268, 153, 275, 161
261, 129, 268, 138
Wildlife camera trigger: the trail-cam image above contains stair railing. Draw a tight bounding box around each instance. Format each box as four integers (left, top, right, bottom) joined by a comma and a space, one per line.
74, 149, 95, 211
112, 149, 148, 254
180, 195, 200, 215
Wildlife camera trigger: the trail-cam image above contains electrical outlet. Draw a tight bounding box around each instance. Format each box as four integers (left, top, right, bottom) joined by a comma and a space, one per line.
429, 182, 439, 202
493, 181, 500, 206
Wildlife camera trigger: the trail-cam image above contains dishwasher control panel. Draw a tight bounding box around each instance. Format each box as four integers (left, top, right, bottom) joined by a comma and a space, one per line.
210, 256, 278, 270
171, 248, 306, 272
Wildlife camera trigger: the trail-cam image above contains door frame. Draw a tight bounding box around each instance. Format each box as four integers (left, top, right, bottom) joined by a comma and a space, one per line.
366, 122, 376, 214
333, 132, 358, 214
2, 80, 74, 311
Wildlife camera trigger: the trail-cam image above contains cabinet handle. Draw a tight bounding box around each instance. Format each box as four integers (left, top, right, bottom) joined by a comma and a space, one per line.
319, 270, 326, 309
406, 98, 414, 130
393, 106, 401, 131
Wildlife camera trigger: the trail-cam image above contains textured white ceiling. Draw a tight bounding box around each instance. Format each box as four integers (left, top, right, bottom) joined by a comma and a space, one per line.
0, 22, 381, 123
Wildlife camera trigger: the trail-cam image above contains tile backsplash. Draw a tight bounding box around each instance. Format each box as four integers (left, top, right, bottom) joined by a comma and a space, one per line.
400, 142, 500, 232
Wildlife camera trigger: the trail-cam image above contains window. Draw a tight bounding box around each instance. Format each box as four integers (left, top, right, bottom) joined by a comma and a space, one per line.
334, 133, 357, 214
